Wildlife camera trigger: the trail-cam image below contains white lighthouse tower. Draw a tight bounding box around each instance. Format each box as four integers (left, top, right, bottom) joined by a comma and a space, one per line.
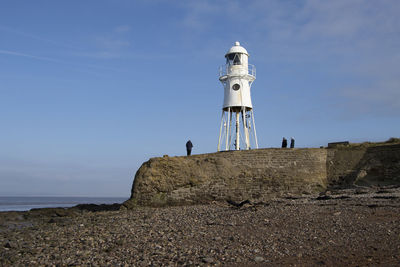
217, 41, 258, 151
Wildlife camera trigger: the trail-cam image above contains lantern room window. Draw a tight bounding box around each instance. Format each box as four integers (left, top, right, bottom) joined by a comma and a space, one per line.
226, 53, 242, 65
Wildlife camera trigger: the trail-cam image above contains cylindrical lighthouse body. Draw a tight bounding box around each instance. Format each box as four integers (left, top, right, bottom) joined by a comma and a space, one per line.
217, 42, 258, 151
219, 42, 255, 111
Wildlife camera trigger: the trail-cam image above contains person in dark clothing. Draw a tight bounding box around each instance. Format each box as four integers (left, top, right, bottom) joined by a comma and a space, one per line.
186, 140, 193, 156
282, 137, 287, 148
290, 137, 295, 148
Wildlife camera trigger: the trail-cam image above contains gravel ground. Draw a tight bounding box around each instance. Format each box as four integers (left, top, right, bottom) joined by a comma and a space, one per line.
1, 187, 400, 266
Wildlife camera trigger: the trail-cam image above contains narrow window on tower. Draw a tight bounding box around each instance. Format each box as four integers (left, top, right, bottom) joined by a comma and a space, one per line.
226, 53, 242, 66
226, 53, 234, 65
233, 53, 241, 65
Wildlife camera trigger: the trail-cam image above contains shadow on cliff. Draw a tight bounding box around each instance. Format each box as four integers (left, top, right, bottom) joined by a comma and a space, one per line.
327, 143, 400, 188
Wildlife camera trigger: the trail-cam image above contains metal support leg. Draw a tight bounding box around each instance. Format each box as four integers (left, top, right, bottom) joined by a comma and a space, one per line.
242, 107, 249, 150
225, 108, 230, 151
235, 112, 240, 150
251, 110, 258, 149
217, 110, 224, 152
228, 110, 233, 149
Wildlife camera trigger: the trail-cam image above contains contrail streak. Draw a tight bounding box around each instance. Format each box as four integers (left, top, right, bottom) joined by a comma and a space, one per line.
0, 49, 127, 74
0, 49, 62, 63
0, 25, 82, 50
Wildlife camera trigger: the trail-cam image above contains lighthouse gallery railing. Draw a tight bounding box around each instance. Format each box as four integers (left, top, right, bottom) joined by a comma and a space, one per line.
218, 64, 256, 78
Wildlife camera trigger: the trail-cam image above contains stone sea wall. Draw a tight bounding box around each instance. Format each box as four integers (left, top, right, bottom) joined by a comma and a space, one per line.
123, 143, 400, 208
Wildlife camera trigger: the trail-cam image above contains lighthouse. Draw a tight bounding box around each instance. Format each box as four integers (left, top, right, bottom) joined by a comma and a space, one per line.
217, 41, 258, 151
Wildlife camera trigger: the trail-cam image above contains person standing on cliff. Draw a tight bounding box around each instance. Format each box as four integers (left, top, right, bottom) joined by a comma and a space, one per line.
186, 140, 193, 156
290, 137, 295, 148
282, 137, 287, 148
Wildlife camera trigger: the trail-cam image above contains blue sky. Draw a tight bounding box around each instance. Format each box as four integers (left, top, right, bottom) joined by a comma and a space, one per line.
1, 0, 399, 197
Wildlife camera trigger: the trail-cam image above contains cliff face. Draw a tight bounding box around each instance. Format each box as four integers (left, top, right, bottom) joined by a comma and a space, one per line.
327, 144, 400, 187
123, 143, 400, 208
124, 148, 328, 207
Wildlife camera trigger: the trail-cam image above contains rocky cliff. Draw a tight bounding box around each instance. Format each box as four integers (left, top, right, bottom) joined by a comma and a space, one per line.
327, 142, 400, 187
123, 142, 400, 208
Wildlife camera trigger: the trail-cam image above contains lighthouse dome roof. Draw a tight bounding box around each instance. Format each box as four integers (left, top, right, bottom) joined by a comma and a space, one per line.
225, 41, 249, 57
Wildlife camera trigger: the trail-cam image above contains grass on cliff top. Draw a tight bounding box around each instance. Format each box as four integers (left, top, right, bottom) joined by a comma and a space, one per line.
333, 137, 400, 149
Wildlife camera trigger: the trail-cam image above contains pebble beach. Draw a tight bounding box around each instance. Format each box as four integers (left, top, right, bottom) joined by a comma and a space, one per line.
1, 187, 400, 266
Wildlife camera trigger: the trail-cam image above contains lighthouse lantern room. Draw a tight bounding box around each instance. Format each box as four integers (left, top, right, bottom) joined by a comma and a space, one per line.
217, 41, 258, 151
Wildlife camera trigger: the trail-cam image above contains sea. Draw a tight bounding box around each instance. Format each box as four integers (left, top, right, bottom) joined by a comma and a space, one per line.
0, 196, 128, 212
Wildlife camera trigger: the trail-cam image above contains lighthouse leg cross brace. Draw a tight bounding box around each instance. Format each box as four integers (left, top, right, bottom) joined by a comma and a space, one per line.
217, 106, 258, 151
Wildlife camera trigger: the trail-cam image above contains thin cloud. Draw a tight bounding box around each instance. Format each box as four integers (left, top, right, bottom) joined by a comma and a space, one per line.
0, 49, 126, 75
76, 26, 132, 60
0, 49, 62, 63
0, 25, 82, 50
95, 36, 130, 50
114, 25, 131, 33
180, 1, 221, 31
0, 25, 130, 61
335, 81, 400, 119
243, 0, 400, 118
